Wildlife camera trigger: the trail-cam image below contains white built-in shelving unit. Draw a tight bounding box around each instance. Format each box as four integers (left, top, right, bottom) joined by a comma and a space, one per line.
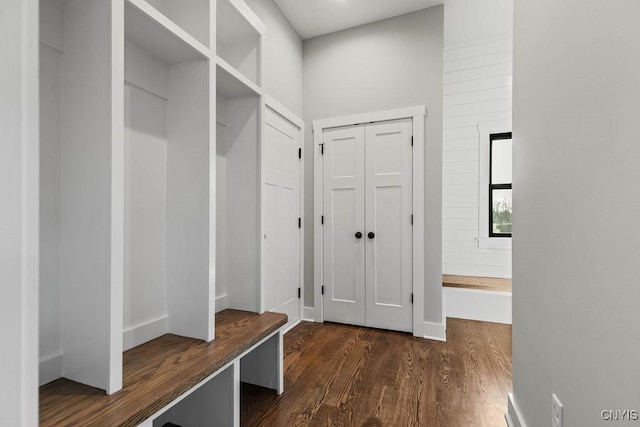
38, 0, 266, 397
122, 0, 215, 349
215, 0, 266, 314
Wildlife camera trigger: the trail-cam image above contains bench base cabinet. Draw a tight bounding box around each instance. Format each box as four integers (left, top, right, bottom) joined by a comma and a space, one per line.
151, 362, 238, 427
40, 311, 287, 427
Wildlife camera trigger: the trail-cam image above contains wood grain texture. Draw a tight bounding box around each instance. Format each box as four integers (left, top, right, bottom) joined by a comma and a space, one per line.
40, 310, 287, 427
242, 318, 512, 427
443, 274, 512, 292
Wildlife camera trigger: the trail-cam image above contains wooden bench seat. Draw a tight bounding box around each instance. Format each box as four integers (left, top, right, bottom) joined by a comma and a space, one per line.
40, 310, 287, 427
442, 274, 512, 292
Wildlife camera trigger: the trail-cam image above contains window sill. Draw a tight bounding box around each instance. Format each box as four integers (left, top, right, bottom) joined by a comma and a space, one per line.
477, 237, 512, 250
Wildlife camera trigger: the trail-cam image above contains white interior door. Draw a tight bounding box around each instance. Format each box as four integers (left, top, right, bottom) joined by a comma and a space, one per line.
322, 125, 366, 326
364, 119, 413, 332
321, 119, 413, 332
263, 107, 301, 325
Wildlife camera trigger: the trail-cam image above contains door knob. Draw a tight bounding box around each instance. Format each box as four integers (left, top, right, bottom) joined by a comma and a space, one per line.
355, 232, 363, 239
368, 232, 375, 239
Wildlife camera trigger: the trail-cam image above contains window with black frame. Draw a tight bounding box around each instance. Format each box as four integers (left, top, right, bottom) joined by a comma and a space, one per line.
489, 132, 512, 237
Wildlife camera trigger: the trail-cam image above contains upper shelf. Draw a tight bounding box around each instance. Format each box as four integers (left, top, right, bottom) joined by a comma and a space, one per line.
216, 0, 265, 87
216, 56, 262, 99
143, 0, 211, 48
125, 0, 210, 66
217, 0, 265, 46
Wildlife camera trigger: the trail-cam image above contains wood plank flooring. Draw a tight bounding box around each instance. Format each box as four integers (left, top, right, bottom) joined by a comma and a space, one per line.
242, 318, 511, 427
443, 274, 512, 292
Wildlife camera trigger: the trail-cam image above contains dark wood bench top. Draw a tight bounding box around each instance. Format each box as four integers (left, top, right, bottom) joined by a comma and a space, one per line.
40, 309, 288, 427
443, 274, 512, 292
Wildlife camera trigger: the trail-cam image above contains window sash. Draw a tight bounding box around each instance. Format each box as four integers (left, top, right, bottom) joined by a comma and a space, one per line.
489, 132, 512, 238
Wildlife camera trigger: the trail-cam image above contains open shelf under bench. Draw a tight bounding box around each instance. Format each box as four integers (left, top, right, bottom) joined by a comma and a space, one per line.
40, 310, 287, 427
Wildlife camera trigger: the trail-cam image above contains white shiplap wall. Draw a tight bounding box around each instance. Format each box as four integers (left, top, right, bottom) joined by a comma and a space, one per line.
443, 37, 512, 278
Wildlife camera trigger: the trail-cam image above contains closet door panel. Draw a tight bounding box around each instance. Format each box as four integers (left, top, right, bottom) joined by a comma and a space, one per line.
371, 186, 403, 306
322, 125, 366, 326
364, 119, 413, 332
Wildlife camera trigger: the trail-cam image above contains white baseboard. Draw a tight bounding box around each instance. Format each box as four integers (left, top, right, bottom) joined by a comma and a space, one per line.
445, 287, 512, 324
123, 316, 169, 351
282, 319, 301, 334
302, 306, 317, 322
506, 393, 527, 427
423, 317, 447, 342
39, 352, 62, 386
215, 294, 229, 313
301, 306, 445, 342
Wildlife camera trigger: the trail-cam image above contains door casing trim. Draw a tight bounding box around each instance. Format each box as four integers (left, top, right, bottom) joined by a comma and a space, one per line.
312, 106, 426, 337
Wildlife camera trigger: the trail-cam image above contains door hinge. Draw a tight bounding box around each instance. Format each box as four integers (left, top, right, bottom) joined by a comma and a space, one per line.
321, 215, 324, 225
298, 217, 301, 228
298, 147, 302, 159
321, 285, 325, 295
411, 293, 414, 304
411, 136, 414, 146
320, 143, 324, 155
411, 214, 414, 225
298, 287, 301, 299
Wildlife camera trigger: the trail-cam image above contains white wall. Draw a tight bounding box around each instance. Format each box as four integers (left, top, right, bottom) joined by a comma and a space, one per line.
511, 1, 640, 426
123, 42, 169, 342
215, 95, 228, 310
0, 0, 39, 424
442, 0, 513, 278
303, 7, 444, 324
39, 0, 65, 375
39, 23, 63, 384
444, 0, 512, 48
245, 0, 303, 117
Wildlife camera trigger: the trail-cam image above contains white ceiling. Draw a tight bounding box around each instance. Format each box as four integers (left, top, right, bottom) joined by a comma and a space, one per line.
274, 0, 444, 40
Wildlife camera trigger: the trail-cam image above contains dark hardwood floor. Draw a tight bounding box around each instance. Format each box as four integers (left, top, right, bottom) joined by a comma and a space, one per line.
242, 319, 512, 427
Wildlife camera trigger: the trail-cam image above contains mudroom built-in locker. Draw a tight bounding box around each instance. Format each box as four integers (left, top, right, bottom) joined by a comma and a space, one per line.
38, 0, 303, 424
39, 0, 216, 394
35, 0, 432, 425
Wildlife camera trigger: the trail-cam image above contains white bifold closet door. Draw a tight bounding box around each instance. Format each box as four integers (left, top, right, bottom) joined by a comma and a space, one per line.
323, 119, 413, 332
322, 125, 367, 326
263, 107, 301, 326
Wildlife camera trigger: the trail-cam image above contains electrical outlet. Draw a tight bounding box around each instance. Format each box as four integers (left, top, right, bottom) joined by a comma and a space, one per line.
552, 393, 563, 427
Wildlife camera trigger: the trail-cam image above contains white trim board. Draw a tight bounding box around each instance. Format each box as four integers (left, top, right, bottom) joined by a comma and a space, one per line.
215, 294, 229, 313
478, 121, 512, 250
506, 393, 527, 427
312, 106, 427, 132
282, 319, 301, 334
444, 287, 512, 324
423, 318, 447, 342
123, 316, 169, 351
39, 353, 63, 387
302, 306, 317, 323
313, 106, 427, 337
265, 95, 304, 129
